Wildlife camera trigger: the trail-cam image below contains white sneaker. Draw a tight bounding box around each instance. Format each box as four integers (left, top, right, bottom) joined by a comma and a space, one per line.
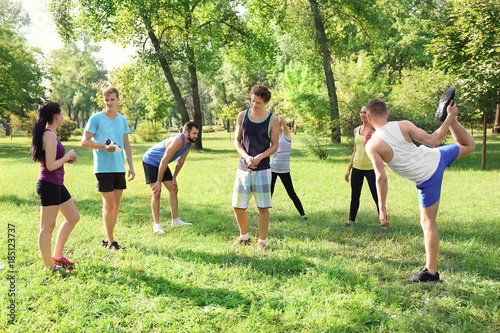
153, 224, 165, 233
171, 218, 192, 227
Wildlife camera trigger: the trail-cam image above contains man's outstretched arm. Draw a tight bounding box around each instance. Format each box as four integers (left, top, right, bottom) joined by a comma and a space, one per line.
366, 144, 390, 227
403, 102, 459, 147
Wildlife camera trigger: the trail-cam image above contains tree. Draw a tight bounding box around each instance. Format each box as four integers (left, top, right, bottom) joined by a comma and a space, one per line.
107, 59, 181, 129
0, 0, 44, 135
308, 0, 340, 141
246, 0, 379, 142
430, 0, 500, 169
47, 40, 107, 126
49, 0, 247, 150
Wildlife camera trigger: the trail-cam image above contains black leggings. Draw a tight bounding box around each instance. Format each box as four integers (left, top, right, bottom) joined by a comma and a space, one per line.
271, 172, 305, 216
349, 168, 379, 221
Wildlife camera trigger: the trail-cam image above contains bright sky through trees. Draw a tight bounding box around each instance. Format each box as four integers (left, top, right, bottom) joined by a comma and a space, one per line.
20, 0, 136, 71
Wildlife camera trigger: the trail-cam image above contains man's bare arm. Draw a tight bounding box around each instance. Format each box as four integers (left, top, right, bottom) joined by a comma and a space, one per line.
366, 142, 390, 227
124, 133, 135, 181
403, 101, 458, 147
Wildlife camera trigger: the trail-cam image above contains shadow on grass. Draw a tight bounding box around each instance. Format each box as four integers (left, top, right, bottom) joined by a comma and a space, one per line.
0, 145, 31, 159
87, 265, 251, 309
0, 194, 38, 207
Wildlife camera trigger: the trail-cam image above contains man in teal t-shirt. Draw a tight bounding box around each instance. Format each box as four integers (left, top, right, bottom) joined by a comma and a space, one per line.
81, 86, 135, 250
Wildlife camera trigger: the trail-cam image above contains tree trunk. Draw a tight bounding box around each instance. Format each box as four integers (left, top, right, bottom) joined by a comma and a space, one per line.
493, 91, 500, 134
186, 47, 203, 150
482, 111, 487, 170
73, 108, 80, 125
145, 21, 190, 126
221, 82, 231, 133
308, 0, 341, 142
3, 117, 12, 137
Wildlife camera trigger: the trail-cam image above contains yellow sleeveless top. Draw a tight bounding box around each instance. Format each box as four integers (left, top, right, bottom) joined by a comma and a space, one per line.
353, 127, 374, 170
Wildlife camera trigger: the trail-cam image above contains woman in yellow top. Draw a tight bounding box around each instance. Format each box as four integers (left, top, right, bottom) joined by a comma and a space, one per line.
344, 105, 379, 228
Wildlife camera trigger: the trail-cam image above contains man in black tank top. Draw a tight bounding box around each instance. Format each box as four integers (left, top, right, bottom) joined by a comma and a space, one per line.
232, 85, 280, 251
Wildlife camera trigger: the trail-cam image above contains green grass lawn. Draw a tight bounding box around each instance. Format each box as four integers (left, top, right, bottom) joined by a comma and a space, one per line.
1, 131, 499, 332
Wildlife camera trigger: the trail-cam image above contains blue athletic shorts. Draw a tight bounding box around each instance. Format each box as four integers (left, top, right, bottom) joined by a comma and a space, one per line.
416, 144, 460, 207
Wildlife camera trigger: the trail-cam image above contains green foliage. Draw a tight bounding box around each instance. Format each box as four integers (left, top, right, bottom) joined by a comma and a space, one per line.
219, 101, 241, 123
365, 0, 437, 84
9, 110, 36, 137
333, 52, 389, 137
388, 68, 454, 131
0, 0, 44, 123
280, 62, 330, 133
108, 60, 180, 127
430, 0, 500, 113
304, 134, 329, 159
47, 41, 107, 126
72, 128, 83, 137
57, 117, 78, 141
136, 121, 167, 142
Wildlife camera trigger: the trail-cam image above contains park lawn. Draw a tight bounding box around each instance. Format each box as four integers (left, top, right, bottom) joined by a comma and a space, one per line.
1, 130, 499, 332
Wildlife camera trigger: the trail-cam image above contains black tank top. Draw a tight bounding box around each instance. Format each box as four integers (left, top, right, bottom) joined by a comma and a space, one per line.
238, 109, 273, 171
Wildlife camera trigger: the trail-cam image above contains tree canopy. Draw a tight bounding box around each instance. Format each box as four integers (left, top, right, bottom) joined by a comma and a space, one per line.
0, 0, 44, 134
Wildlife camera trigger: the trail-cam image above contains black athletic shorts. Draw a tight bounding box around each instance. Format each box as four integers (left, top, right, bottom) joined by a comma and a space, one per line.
36, 180, 72, 206
95, 173, 127, 192
143, 161, 173, 184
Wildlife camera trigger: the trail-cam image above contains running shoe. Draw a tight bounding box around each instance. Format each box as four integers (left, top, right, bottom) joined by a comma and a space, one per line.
153, 223, 165, 234
171, 218, 192, 227
108, 241, 122, 250
52, 256, 75, 269
342, 222, 353, 228
52, 265, 72, 275
407, 267, 441, 282
256, 241, 266, 252
235, 237, 252, 245
435, 87, 455, 121
101, 239, 108, 247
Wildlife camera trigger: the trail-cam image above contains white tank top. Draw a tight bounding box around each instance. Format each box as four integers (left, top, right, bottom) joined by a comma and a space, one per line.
371, 121, 440, 184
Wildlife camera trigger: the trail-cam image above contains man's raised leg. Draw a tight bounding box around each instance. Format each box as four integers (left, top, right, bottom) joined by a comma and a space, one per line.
450, 118, 475, 158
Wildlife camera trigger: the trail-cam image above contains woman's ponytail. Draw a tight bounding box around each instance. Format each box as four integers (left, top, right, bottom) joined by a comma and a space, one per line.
29, 102, 61, 162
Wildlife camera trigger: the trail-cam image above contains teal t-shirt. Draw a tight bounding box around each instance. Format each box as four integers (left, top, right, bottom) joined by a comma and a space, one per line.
84, 112, 130, 173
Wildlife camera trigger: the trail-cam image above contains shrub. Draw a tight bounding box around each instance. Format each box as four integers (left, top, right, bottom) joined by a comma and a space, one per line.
304, 136, 329, 160
136, 122, 166, 142
73, 128, 83, 138
57, 118, 78, 141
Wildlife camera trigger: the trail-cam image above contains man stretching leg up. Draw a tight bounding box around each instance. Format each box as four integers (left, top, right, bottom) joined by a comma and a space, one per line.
232, 85, 280, 251
365, 97, 475, 282
143, 122, 199, 233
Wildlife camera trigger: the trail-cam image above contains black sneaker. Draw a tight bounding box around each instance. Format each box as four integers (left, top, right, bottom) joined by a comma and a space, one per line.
101, 239, 108, 247
108, 241, 122, 250
407, 267, 441, 282
435, 87, 455, 121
